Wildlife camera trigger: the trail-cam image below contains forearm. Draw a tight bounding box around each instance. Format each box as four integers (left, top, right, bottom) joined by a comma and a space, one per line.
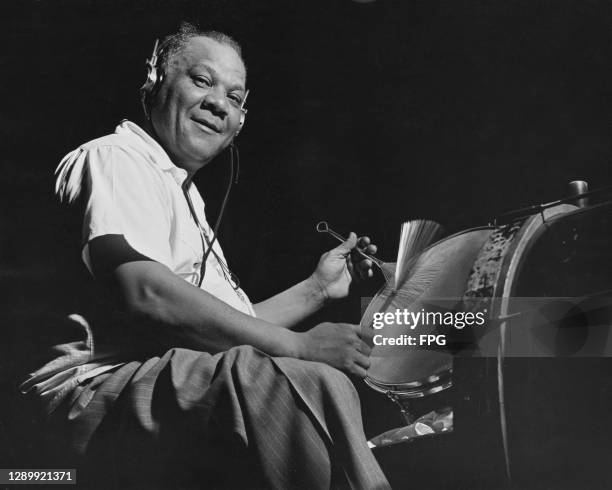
115, 261, 300, 356
253, 276, 327, 329
116, 262, 371, 378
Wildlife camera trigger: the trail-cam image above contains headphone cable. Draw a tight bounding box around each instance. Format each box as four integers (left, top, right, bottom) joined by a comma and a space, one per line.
193, 143, 239, 288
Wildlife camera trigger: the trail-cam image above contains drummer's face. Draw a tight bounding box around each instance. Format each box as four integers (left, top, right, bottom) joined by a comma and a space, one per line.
150, 36, 247, 173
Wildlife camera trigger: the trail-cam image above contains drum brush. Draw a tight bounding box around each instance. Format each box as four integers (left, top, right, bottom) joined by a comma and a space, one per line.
316, 220, 443, 294
316, 221, 394, 285
394, 220, 444, 291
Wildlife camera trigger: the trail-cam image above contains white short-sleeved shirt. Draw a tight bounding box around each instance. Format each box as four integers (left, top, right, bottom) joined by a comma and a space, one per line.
56, 120, 255, 315
21, 121, 254, 414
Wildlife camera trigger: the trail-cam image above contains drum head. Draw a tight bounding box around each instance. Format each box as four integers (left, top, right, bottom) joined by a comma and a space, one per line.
363, 227, 493, 395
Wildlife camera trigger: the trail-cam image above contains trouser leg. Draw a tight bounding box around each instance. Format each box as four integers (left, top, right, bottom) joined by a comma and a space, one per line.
215, 346, 389, 490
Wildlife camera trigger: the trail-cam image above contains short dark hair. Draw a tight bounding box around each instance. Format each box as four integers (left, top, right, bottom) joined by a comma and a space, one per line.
157, 22, 245, 74
141, 22, 245, 115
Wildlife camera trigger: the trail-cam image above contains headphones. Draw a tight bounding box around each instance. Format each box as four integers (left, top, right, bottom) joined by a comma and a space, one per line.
141, 38, 248, 136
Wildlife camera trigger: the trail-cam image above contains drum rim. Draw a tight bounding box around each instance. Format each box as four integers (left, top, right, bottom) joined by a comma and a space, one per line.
364, 370, 453, 398
366, 365, 453, 389
497, 204, 578, 307
491, 203, 577, 482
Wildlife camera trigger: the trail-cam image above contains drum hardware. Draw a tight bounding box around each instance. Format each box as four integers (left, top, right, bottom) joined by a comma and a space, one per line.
567, 180, 589, 208
494, 183, 612, 224
384, 391, 415, 425
364, 369, 454, 398
367, 406, 454, 449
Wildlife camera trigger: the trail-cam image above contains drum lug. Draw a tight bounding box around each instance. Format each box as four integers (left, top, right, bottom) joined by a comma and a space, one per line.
386, 391, 414, 425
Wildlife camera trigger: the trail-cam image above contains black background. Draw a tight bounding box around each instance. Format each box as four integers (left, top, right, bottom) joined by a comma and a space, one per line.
1, 1, 611, 488
2, 0, 610, 298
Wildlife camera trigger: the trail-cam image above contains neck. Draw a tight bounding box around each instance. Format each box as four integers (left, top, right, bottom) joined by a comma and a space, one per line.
142, 118, 207, 176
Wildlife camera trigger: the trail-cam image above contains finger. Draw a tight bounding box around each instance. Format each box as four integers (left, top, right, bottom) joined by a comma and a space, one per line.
358, 268, 370, 282
358, 326, 375, 344
363, 244, 377, 255
359, 340, 372, 356
350, 252, 370, 277
354, 351, 371, 370
350, 365, 368, 379
355, 258, 372, 271
355, 262, 372, 282
346, 256, 355, 276
351, 246, 376, 272
335, 232, 358, 256
357, 236, 371, 248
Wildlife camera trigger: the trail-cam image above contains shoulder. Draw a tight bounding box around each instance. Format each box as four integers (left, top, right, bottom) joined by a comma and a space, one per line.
56, 123, 168, 204
72, 123, 155, 165
79, 132, 131, 152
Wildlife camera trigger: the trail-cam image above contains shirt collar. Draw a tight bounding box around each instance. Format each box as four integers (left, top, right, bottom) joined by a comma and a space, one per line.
115, 120, 189, 181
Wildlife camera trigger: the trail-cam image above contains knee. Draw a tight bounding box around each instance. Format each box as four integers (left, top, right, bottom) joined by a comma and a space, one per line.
219, 345, 274, 380
313, 362, 356, 394
221, 347, 358, 401
223, 345, 267, 365
281, 357, 359, 400
304, 360, 350, 385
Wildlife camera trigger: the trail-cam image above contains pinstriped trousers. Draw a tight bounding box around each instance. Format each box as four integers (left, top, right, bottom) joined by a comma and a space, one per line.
47, 346, 390, 489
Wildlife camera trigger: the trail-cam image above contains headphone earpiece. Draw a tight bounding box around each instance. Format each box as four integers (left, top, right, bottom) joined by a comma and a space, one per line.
142, 39, 160, 90
234, 89, 249, 137
141, 39, 161, 115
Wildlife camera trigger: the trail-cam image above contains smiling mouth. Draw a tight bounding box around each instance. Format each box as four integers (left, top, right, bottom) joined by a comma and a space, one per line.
192, 118, 221, 134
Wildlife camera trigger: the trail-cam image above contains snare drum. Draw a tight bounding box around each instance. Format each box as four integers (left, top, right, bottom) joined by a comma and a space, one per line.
361, 225, 494, 398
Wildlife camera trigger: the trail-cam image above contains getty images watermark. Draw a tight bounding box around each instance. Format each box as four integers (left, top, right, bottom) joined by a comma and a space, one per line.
360, 295, 612, 357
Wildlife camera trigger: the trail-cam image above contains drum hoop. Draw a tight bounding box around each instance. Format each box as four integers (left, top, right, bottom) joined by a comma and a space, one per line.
497, 204, 578, 310
364, 372, 453, 399
366, 366, 453, 389
491, 203, 576, 481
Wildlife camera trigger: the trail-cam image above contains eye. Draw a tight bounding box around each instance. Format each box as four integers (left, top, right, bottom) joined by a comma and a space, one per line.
227, 93, 243, 106
193, 75, 212, 88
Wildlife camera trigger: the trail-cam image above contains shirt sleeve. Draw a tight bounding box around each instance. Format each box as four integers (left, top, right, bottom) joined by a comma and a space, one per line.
57, 144, 174, 274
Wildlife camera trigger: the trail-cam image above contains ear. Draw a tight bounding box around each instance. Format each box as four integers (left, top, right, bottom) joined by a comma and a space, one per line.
234, 109, 247, 137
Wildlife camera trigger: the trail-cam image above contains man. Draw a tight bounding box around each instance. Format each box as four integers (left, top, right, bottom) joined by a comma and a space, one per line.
21, 23, 389, 489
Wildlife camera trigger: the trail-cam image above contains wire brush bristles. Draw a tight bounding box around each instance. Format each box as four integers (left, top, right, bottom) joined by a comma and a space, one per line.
394, 220, 443, 291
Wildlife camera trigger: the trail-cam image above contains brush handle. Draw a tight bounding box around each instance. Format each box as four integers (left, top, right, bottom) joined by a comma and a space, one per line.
316, 221, 385, 269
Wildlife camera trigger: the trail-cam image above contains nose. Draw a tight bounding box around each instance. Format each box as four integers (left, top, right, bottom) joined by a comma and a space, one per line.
201, 86, 230, 118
